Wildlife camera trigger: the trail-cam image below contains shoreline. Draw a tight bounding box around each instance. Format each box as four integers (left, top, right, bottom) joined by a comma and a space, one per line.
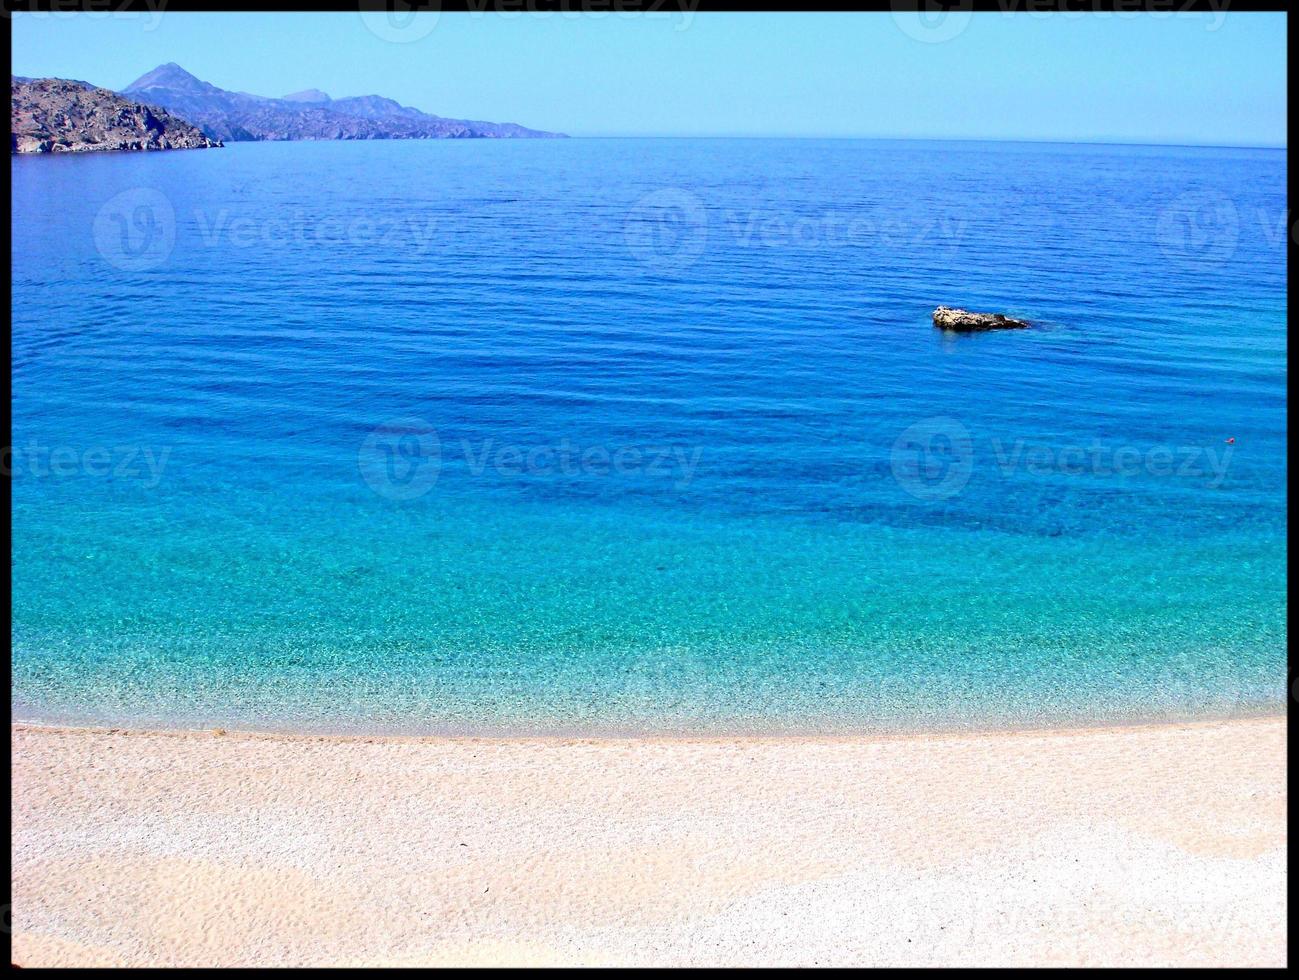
10, 700, 1283, 744
13, 716, 1287, 967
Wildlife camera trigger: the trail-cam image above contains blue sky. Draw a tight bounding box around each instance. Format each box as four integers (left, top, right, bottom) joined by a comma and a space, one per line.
11, 11, 1286, 145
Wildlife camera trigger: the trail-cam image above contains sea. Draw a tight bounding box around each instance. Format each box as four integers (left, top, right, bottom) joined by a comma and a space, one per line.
10, 138, 1287, 734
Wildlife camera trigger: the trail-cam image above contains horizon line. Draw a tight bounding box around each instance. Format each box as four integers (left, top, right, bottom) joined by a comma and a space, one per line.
561, 135, 1285, 150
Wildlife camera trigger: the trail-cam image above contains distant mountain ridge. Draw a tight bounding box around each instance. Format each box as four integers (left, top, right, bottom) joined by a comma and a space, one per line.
122, 63, 565, 141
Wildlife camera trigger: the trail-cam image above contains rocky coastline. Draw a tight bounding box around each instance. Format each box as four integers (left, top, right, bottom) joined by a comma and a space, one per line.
12, 77, 222, 154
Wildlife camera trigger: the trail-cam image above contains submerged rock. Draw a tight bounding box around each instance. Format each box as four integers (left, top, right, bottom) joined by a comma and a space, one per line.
933, 306, 1030, 332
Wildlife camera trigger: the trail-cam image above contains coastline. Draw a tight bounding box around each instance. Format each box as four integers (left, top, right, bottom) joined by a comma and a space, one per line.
12, 715, 1286, 967
7, 700, 1284, 741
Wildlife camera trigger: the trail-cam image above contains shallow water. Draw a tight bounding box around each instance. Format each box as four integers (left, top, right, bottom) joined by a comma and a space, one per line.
11, 138, 1287, 734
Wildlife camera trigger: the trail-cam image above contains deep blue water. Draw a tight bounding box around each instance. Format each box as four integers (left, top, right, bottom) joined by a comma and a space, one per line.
10, 138, 1287, 734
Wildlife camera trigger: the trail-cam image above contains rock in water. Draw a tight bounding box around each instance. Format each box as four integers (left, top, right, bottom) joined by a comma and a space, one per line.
11, 77, 222, 154
932, 306, 1030, 332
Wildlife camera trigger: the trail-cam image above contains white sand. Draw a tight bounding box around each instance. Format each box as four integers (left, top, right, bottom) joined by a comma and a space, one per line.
11, 717, 1286, 967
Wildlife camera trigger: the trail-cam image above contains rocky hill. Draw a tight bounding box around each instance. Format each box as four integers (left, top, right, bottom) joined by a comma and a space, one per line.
123, 63, 565, 141
11, 77, 223, 154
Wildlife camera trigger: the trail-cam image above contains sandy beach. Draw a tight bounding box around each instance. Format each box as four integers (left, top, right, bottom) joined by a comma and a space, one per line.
10, 716, 1286, 967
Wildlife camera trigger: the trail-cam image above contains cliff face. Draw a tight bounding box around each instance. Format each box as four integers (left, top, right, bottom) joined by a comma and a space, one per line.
11, 77, 223, 154
122, 63, 566, 142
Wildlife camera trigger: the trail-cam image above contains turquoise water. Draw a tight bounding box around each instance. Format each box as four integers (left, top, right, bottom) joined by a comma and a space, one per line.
11, 139, 1287, 734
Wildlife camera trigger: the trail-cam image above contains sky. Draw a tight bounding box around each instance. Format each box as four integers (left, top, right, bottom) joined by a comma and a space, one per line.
10, 10, 1287, 145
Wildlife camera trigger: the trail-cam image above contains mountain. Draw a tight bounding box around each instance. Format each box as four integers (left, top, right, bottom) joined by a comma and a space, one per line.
330, 95, 428, 122
11, 76, 223, 154
12, 74, 96, 89
122, 63, 565, 141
